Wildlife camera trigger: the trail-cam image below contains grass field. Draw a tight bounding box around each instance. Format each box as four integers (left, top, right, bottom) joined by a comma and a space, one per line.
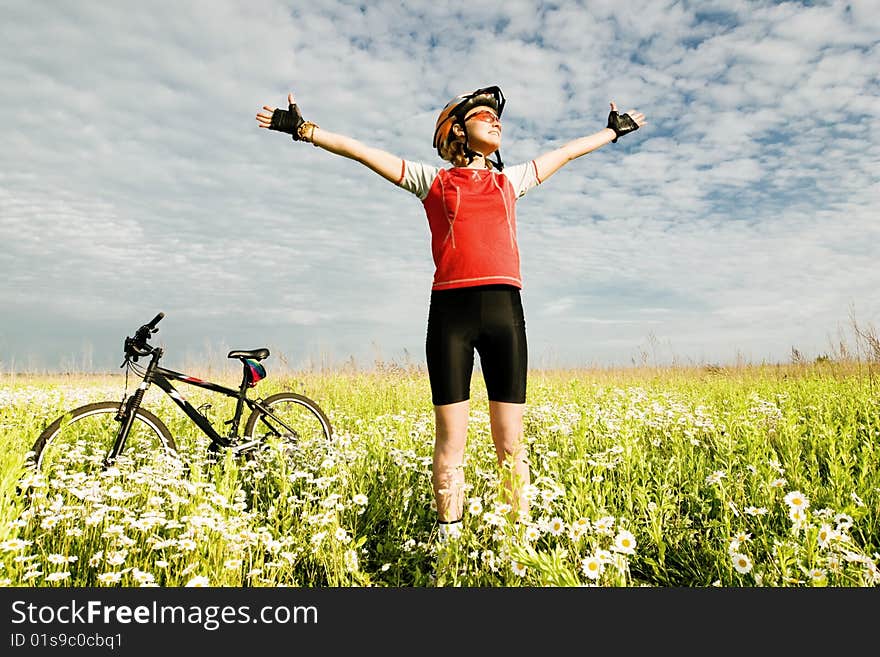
1, 359, 878, 587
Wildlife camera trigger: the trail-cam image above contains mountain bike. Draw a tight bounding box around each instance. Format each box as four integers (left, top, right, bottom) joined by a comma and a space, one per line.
29, 312, 332, 476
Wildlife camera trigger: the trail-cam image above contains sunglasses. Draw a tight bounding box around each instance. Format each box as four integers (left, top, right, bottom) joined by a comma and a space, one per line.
464, 110, 501, 125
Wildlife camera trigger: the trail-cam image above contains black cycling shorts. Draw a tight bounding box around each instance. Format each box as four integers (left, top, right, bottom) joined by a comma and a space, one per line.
425, 284, 527, 406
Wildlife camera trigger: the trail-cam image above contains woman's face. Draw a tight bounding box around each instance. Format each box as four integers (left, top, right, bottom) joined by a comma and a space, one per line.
460, 104, 502, 155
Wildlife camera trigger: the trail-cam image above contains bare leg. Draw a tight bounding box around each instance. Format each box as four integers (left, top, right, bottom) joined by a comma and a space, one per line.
488, 400, 529, 520
432, 400, 470, 522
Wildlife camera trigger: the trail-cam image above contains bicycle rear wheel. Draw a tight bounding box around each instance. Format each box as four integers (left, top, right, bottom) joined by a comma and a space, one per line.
243, 392, 332, 446
30, 401, 177, 478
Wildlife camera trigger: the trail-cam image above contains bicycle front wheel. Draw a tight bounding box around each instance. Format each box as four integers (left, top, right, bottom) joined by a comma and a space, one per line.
244, 392, 333, 446
30, 401, 177, 477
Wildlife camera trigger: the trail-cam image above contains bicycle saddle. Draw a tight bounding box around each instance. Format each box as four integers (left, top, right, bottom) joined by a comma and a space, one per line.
227, 348, 270, 361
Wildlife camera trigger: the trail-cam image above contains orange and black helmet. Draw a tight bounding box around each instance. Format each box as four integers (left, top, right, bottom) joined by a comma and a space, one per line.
432, 85, 506, 158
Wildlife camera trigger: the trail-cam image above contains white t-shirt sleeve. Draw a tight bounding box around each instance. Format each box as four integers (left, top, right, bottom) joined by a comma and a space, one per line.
397, 160, 441, 201
502, 161, 541, 199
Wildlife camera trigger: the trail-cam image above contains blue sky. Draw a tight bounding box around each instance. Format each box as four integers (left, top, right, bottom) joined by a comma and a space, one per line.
1, 0, 878, 373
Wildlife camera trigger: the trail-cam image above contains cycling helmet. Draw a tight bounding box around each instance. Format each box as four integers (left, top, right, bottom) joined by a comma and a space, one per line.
432, 85, 506, 169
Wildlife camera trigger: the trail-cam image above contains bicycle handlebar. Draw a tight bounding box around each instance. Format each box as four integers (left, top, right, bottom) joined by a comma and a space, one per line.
124, 312, 165, 360
147, 312, 165, 330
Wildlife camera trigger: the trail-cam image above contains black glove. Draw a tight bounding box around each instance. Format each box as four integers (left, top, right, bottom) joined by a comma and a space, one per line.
607, 109, 639, 143
269, 102, 306, 141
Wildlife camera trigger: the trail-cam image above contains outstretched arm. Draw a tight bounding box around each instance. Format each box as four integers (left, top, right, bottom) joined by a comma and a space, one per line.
256, 92, 404, 185
533, 101, 646, 183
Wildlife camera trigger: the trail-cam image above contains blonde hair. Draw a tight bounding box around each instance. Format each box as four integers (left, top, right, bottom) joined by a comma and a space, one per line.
440, 131, 497, 169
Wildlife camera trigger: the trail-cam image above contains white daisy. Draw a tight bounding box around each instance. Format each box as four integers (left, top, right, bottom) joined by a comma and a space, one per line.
97, 572, 122, 584
547, 517, 565, 536
185, 575, 210, 587
612, 530, 637, 555
816, 524, 837, 549
783, 490, 809, 511
581, 555, 604, 580
731, 553, 752, 574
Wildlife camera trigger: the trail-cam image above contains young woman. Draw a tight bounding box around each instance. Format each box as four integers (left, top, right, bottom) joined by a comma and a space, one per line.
256, 86, 645, 540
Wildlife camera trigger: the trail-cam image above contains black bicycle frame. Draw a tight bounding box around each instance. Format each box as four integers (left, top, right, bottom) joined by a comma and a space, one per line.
110, 348, 260, 461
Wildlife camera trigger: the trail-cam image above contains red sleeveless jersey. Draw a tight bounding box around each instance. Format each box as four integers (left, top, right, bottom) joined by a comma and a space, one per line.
397, 161, 541, 290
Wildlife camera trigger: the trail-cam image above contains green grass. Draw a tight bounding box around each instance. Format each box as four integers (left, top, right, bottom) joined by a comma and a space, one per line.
1, 361, 878, 587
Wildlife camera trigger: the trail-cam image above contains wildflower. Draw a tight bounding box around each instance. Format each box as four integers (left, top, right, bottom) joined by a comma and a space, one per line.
132, 569, 155, 585
705, 470, 726, 486
745, 506, 768, 516
46, 572, 70, 582
731, 553, 752, 575
310, 531, 327, 548
770, 478, 787, 489
352, 494, 368, 507
511, 560, 527, 577
733, 531, 752, 544
177, 538, 198, 552
344, 549, 359, 573
547, 517, 566, 536
834, 514, 853, 531
569, 522, 588, 541
612, 530, 637, 555
483, 512, 506, 527
850, 492, 865, 507
0, 539, 33, 552
593, 516, 615, 536
523, 525, 541, 542
817, 524, 837, 549
40, 516, 60, 530
581, 555, 604, 580
185, 576, 210, 587
783, 491, 809, 511
380, 563, 391, 572
540, 489, 558, 503
809, 568, 827, 586
224, 559, 242, 570
106, 486, 130, 501
597, 549, 614, 564
97, 572, 122, 585
523, 484, 540, 503
106, 551, 127, 567
47, 554, 76, 565
334, 527, 351, 543
467, 498, 483, 515
789, 507, 808, 525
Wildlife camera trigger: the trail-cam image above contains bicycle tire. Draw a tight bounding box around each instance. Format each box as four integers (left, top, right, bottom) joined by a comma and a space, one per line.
243, 392, 333, 446
30, 401, 177, 476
